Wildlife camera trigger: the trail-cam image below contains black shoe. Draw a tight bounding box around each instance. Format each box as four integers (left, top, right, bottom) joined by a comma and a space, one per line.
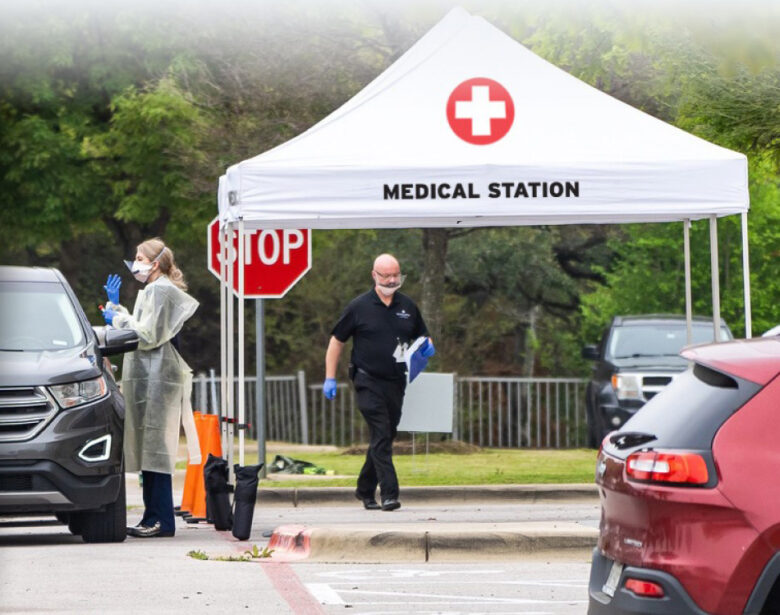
127, 522, 175, 538
355, 491, 380, 510
381, 498, 401, 511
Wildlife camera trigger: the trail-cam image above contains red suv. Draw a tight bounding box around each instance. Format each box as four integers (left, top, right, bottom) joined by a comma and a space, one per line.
588, 337, 780, 614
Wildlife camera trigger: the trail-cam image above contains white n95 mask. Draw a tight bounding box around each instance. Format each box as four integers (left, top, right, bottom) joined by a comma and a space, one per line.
124, 247, 166, 284
124, 260, 154, 283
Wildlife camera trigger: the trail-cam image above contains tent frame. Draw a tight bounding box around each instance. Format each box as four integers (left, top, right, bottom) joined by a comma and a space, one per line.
217, 213, 753, 469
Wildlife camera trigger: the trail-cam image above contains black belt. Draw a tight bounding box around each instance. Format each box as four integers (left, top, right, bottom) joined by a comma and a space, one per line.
355, 366, 405, 383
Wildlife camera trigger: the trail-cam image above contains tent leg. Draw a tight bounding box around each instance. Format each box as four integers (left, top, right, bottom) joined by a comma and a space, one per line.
238, 218, 245, 468
220, 223, 228, 455
741, 212, 752, 338
227, 222, 235, 479
683, 219, 693, 345
709, 215, 721, 342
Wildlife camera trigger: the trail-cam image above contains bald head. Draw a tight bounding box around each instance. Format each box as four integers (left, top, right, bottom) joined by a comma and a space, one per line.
372, 253, 403, 299
373, 253, 399, 272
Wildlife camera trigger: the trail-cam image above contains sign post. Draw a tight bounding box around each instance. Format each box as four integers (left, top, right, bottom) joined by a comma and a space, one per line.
208, 217, 312, 472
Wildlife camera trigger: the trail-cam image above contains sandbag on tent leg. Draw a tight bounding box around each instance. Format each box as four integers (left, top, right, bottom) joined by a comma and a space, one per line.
203, 454, 232, 531
231, 463, 263, 541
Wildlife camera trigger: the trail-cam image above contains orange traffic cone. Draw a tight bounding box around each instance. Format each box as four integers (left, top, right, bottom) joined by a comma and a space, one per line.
178, 412, 206, 516
185, 412, 224, 523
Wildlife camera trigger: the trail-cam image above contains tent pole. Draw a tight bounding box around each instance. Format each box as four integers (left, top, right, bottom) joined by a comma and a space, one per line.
683, 219, 693, 345
219, 222, 227, 454
741, 212, 752, 338
227, 222, 235, 476
237, 218, 245, 467
709, 215, 721, 342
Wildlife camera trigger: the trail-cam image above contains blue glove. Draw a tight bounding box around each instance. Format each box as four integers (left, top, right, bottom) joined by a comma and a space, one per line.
420, 338, 436, 358
102, 307, 117, 326
104, 274, 121, 305
323, 378, 337, 400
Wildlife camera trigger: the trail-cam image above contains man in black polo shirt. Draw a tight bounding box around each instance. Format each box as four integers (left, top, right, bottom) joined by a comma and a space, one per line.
322, 254, 435, 511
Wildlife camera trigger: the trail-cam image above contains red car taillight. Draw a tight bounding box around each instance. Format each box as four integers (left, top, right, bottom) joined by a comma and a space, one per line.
626, 450, 709, 485
624, 578, 665, 598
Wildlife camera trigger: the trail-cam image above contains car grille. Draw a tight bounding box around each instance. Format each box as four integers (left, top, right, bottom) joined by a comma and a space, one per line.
641, 375, 674, 400
0, 474, 33, 491
0, 387, 59, 443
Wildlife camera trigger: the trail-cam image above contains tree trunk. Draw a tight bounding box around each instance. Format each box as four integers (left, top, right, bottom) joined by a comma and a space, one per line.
420, 228, 449, 341
523, 305, 540, 377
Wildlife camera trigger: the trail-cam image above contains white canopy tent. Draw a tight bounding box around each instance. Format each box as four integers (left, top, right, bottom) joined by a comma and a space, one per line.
215, 8, 752, 465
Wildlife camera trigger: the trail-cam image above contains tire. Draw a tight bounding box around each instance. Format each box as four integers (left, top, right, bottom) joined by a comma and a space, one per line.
81, 473, 126, 543
585, 398, 599, 449
587, 422, 599, 449
68, 514, 83, 536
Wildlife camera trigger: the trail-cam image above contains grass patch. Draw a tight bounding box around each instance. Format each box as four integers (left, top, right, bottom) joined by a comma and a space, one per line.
176, 438, 598, 487
256, 447, 597, 487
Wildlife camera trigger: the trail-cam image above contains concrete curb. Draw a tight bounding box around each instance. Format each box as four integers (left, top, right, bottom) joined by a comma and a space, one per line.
258, 483, 599, 507
268, 521, 599, 562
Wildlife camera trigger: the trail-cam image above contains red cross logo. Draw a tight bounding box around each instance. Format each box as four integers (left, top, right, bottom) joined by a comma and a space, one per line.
446, 78, 514, 145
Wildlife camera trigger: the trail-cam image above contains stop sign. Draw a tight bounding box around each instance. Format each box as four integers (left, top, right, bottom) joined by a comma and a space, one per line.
207, 217, 311, 298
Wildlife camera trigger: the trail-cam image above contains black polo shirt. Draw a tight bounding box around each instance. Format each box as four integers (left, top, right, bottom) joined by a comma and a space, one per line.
331, 288, 429, 381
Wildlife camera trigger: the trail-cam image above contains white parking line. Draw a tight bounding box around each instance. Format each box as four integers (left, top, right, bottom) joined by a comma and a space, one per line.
316, 568, 505, 580
332, 587, 587, 606
305, 583, 346, 605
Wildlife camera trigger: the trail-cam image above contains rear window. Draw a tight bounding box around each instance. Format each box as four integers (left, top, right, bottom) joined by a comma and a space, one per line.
0, 281, 85, 351
607, 323, 731, 360
613, 362, 761, 453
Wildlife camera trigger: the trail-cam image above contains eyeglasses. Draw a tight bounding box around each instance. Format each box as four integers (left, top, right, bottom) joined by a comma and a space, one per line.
373, 270, 402, 280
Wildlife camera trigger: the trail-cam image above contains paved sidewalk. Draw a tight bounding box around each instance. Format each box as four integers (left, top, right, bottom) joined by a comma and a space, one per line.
126, 472, 601, 562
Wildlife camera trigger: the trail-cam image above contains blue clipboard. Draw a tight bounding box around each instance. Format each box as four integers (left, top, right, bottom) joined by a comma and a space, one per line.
408, 346, 429, 383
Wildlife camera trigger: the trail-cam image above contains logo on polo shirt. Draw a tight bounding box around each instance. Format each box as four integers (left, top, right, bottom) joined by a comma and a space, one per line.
396, 309, 411, 319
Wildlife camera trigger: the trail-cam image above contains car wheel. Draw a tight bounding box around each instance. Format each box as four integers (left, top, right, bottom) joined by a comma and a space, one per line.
587, 422, 598, 449
68, 514, 84, 536
80, 473, 126, 543
585, 399, 599, 449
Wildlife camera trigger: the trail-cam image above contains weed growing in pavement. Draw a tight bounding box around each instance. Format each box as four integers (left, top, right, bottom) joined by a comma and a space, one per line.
186, 545, 274, 562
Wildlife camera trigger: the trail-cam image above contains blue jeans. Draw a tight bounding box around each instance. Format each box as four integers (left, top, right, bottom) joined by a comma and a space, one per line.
140, 470, 175, 534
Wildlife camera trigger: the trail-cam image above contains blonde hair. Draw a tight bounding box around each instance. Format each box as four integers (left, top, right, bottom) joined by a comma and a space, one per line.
138, 237, 187, 290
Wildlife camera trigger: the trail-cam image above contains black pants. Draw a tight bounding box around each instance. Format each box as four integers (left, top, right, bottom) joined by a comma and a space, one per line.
140, 470, 175, 534
353, 371, 406, 501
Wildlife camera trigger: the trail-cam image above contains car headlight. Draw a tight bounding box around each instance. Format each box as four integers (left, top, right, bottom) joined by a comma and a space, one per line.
611, 373, 643, 400
49, 376, 108, 409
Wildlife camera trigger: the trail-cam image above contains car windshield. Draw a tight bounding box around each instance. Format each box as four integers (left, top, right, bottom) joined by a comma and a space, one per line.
608, 323, 731, 360
0, 281, 85, 351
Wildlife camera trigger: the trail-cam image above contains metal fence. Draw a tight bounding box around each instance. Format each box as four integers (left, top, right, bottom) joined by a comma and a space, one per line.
193, 372, 588, 449
192, 370, 308, 443
455, 377, 588, 448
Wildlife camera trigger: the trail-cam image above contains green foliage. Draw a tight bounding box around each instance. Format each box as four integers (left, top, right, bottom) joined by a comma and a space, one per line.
1, 1, 777, 381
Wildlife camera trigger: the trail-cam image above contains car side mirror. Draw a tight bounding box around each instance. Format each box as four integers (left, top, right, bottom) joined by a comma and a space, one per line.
581, 344, 600, 360
94, 327, 139, 357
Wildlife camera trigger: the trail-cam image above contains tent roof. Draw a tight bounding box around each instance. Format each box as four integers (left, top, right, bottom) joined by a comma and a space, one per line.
220, 8, 748, 229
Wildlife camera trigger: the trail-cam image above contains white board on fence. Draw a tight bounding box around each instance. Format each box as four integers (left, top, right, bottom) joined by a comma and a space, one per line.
398, 372, 454, 433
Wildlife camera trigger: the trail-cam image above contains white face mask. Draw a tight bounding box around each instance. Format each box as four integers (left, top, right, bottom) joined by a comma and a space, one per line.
127, 261, 153, 283
124, 247, 165, 284
374, 273, 405, 296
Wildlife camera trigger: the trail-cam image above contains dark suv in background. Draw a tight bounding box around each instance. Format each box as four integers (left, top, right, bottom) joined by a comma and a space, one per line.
0, 266, 137, 542
582, 315, 732, 447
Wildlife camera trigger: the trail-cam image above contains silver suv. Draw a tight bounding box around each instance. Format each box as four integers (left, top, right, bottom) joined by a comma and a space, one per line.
0, 266, 137, 542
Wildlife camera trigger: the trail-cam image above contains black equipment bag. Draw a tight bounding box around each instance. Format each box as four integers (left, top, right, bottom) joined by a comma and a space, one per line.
231, 462, 263, 540
203, 454, 233, 531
